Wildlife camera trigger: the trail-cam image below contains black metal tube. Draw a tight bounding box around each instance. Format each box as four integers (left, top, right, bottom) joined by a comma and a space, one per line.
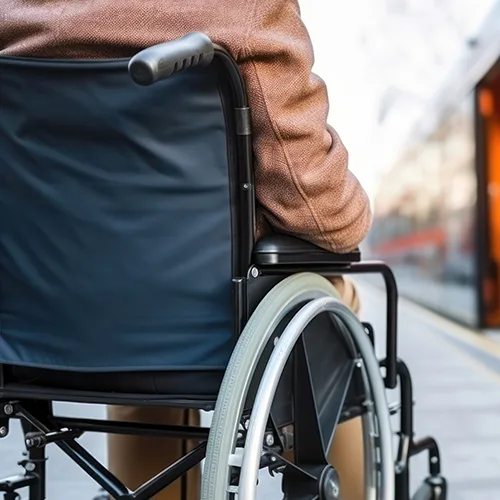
214, 48, 248, 107
214, 47, 255, 276
396, 452, 410, 500
396, 360, 413, 439
59, 440, 130, 498
54, 417, 210, 440
16, 405, 129, 499
181, 410, 189, 500
20, 403, 49, 500
394, 360, 413, 500
17, 404, 212, 499
236, 132, 255, 274
232, 278, 247, 342
0, 474, 39, 492
410, 437, 441, 476
344, 262, 398, 389
131, 443, 206, 500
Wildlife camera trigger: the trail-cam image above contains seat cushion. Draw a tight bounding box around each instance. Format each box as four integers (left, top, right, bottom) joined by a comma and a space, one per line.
5, 366, 224, 398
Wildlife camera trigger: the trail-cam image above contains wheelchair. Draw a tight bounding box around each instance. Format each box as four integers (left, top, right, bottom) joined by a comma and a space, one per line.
0, 32, 447, 500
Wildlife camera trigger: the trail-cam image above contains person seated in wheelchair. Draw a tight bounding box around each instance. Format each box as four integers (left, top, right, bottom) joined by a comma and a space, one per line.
1, 1, 371, 499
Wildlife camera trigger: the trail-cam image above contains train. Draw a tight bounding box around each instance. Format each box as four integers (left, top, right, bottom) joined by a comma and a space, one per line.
367, 3, 500, 328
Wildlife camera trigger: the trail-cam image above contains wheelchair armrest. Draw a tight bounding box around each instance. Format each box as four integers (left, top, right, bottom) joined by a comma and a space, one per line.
252, 235, 361, 266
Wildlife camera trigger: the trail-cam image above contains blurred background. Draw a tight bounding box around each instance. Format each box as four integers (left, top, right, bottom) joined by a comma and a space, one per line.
2, 1, 500, 499
302, 0, 500, 329
300, 1, 500, 497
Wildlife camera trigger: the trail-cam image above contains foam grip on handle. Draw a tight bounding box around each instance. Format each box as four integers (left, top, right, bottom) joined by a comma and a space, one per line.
128, 32, 215, 86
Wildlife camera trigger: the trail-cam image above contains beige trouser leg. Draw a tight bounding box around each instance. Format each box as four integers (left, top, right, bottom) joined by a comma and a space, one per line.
107, 406, 200, 500
327, 416, 365, 500
107, 276, 363, 500
327, 276, 364, 500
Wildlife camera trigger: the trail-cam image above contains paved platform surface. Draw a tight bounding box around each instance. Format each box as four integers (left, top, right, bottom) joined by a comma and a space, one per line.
359, 279, 500, 500
1, 280, 500, 499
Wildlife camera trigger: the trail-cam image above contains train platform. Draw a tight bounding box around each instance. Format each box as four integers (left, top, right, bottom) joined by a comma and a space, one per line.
359, 278, 500, 500
1, 280, 500, 499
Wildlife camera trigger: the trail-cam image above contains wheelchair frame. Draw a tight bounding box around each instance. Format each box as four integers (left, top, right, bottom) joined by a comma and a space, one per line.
0, 34, 445, 500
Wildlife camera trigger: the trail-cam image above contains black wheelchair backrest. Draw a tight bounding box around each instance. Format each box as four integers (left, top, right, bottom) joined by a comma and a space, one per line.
0, 38, 248, 373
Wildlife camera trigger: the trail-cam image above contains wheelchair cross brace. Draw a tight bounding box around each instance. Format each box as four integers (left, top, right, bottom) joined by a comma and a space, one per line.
0, 363, 447, 500
0, 402, 209, 500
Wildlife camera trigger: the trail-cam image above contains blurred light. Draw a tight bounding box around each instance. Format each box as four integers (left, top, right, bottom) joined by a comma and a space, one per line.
479, 87, 496, 117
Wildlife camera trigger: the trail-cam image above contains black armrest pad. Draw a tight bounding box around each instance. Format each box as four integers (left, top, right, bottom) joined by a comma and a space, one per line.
252, 235, 361, 266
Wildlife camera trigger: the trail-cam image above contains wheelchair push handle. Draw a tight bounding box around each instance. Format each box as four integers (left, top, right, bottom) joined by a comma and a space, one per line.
128, 32, 215, 86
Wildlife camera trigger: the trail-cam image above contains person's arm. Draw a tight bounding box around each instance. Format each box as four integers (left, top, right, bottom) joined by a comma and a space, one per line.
238, 0, 371, 253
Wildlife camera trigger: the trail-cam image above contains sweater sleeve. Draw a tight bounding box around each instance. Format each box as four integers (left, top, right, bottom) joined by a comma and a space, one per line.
238, 0, 371, 252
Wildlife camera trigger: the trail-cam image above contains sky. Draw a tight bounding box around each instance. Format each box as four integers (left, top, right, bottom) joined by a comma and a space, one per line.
298, 0, 497, 199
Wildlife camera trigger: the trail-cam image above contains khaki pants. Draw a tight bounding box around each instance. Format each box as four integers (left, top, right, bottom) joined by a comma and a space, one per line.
107, 406, 201, 500
108, 277, 363, 500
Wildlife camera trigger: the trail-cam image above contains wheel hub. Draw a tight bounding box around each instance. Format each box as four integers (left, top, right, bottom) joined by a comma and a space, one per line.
320, 466, 340, 500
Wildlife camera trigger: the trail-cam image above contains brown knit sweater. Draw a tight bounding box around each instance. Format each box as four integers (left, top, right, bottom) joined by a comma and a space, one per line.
0, 0, 371, 253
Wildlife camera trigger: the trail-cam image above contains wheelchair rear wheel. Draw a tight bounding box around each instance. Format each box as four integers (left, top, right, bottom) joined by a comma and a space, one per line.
201, 273, 395, 500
